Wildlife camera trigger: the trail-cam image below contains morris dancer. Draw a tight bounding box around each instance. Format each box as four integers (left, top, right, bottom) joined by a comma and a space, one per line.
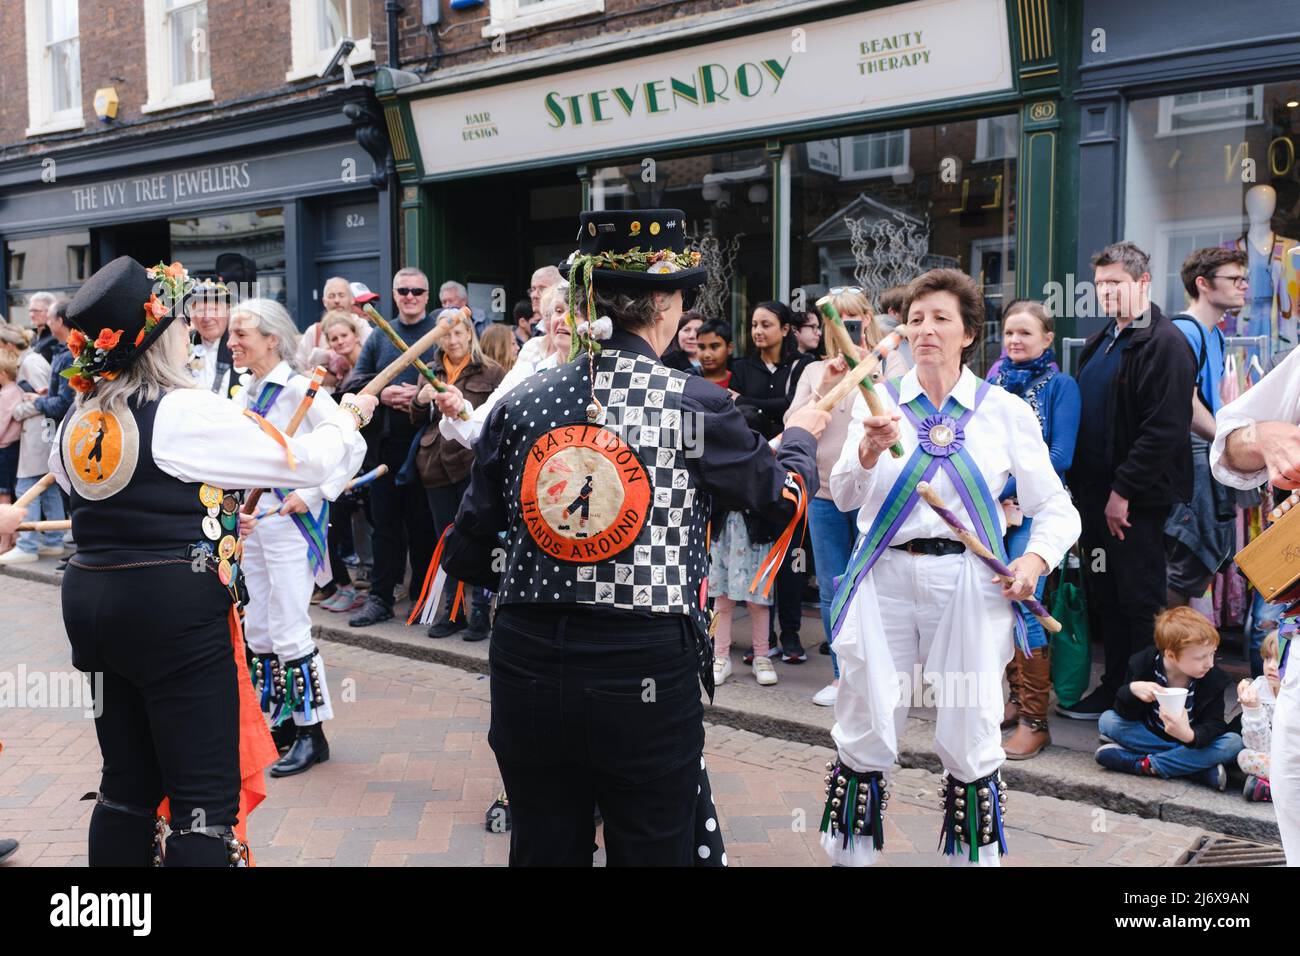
1210, 344, 1300, 866
821, 269, 1078, 867
229, 299, 366, 776
439, 208, 826, 865
49, 257, 374, 865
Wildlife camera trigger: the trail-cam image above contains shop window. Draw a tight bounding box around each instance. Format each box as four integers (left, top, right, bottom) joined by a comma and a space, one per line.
142, 0, 212, 113
4, 231, 91, 324
790, 114, 1020, 374
840, 130, 910, 180
1157, 87, 1263, 137
25, 0, 84, 136
484, 0, 605, 38
286, 0, 373, 82
589, 149, 772, 340
1125, 80, 1300, 354
975, 115, 1019, 162
169, 209, 287, 304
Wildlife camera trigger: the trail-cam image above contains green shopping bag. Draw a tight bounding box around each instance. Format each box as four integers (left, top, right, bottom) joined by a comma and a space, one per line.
1049, 553, 1091, 708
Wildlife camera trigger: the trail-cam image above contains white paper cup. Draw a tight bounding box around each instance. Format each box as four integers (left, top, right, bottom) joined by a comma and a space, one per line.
1154, 687, 1188, 716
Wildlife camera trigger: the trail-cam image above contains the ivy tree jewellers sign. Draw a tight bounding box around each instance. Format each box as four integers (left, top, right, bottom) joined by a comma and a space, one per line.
410, 0, 1011, 177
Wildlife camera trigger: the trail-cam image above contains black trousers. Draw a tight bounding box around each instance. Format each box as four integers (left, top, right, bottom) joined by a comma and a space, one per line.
368, 467, 436, 608
425, 478, 488, 613
63, 558, 240, 866
489, 605, 704, 866
1076, 483, 1172, 698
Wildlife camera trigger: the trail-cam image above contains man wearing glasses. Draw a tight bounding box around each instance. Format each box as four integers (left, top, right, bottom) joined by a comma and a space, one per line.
348, 267, 440, 626
1164, 248, 1249, 612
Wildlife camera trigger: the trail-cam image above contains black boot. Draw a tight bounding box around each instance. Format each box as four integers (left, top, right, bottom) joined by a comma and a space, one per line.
463, 607, 490, 642
165, 826, 246, 867
270, 724, 330, 777
270, 720, 298, 753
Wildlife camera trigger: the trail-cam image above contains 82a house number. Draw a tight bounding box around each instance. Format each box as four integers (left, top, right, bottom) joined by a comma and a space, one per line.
346, 214, 366, 227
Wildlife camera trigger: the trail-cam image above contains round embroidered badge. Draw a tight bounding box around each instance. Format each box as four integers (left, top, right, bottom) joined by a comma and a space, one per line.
63, 406, 139, 500
520, 425, 651, 563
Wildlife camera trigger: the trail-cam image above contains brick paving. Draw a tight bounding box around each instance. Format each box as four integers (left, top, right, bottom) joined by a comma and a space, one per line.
1, 578, 1215, 866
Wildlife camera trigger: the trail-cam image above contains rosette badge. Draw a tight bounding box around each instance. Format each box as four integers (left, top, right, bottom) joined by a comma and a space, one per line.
917, 413, 964, 457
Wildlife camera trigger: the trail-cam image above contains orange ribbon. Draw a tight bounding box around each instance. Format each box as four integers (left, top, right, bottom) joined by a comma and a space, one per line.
242, 409, 297, 470
748, 472, 809, 599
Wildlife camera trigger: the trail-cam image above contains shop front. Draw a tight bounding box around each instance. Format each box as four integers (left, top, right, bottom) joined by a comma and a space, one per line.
1077, 0, 1300, 354
0, 100, 385, 330
383, 0, 1077, 369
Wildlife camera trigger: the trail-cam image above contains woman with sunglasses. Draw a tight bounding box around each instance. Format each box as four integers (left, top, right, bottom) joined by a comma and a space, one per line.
786, 287, 908, 706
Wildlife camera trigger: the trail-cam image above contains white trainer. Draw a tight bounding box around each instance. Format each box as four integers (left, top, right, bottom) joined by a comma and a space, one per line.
813, 683, 838, 706
752, 658, 778, 686
712, 656, 732, 686
0, 549, 38, 565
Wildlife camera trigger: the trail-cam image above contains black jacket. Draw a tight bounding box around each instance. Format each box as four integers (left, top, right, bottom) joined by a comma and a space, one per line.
1113, 648, 1231, 749
729, 350, 813, 441
1068, 303, 1195, 506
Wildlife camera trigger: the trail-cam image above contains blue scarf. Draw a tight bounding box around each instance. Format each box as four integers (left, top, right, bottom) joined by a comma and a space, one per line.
993, 349, 1057, 396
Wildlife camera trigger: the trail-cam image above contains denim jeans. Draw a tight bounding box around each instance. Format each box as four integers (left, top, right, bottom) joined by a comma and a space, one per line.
808, 496, 858, 680
1004, 516, 1048, 650
1098, 710, 1243, 778
1247, 590, 1284, 678
15, 473, 65, 553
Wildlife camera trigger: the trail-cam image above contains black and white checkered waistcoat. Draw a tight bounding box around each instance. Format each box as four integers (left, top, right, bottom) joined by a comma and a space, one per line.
495, 349, 712, 637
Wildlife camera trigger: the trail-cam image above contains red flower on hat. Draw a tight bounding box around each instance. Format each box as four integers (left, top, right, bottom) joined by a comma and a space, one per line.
134, 328, 146, 346
68, 374, 95, 394
163, 261, 185, 280
94, 328, 123, 350
144, 294, 168, 320
67, 329, 87, 358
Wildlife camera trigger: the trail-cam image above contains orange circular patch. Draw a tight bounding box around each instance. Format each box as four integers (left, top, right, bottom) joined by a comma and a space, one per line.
520, 425, 651, 563
68, 411, 123, 484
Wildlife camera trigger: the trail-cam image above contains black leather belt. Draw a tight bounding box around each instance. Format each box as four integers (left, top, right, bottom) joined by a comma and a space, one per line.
889, 538, 965, 556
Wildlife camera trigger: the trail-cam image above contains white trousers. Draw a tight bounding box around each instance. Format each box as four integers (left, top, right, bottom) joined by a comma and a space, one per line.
1272, 675, 1300, 866
828, 548, 1015, 867
241, 514, 333, 726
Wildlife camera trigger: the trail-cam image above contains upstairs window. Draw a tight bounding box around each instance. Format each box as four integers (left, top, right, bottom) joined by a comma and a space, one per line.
26, 0, 84, 135
143, 0, 213, 112
287, 0, 373, 82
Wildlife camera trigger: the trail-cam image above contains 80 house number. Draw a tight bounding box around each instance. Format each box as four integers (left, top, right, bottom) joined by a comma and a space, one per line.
346, 214, 366, 228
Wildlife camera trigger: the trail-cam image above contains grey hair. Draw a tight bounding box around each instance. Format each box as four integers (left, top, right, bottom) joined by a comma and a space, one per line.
532, 265, 562, 286
439, 280, 467, 300
572, 283, 656, 333
83, 319, 196, 418
28, 291, 57, 310
393, 266, 428, 287
540, 282, 570, 335
228, 298, 303, 372
322, 275, 350, 294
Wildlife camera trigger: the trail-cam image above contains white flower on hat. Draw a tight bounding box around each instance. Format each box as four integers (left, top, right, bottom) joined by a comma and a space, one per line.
576, 316, 613, 341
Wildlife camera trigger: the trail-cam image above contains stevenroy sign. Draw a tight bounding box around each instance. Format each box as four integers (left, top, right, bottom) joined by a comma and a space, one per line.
409, 0, 1011, 177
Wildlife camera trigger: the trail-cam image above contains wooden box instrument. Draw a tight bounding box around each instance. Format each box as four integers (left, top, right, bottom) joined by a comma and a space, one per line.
1235, 491, 1300, 605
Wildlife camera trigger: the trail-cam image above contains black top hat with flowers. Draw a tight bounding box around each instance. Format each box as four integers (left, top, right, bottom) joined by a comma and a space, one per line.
62, 256, 193, 394
560, 208, 705, 362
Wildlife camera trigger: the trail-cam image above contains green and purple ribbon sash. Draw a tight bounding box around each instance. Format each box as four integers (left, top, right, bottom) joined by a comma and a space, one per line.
829, 378, 1031, 656
250, 380, 331, 576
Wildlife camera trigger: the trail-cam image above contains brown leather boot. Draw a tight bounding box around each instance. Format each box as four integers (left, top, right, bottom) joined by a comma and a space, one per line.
1002, 652, 1023, 730
1005, 645, 1051, 760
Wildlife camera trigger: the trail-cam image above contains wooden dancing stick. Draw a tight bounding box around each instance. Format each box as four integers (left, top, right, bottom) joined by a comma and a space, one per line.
344, 463, 387, 492
816, 297, 903, 458
360, 327, 445, 398
243, 365, 327, 514
16, 519, 71, 532
914, 481, 1062, 634
361, 304, 471, 421
13, 473, 55, 511
815, 353, 881, 412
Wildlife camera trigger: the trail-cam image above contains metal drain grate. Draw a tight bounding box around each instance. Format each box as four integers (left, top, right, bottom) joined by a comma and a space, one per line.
1179, 835, 1287, 867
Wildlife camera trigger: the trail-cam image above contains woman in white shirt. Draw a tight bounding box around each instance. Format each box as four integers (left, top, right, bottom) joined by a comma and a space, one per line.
820, 269, 1078, 867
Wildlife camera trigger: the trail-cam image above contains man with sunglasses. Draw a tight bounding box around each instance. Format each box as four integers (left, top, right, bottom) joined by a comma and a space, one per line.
1164, 247, 1249, 611
347, 267, 440, 627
